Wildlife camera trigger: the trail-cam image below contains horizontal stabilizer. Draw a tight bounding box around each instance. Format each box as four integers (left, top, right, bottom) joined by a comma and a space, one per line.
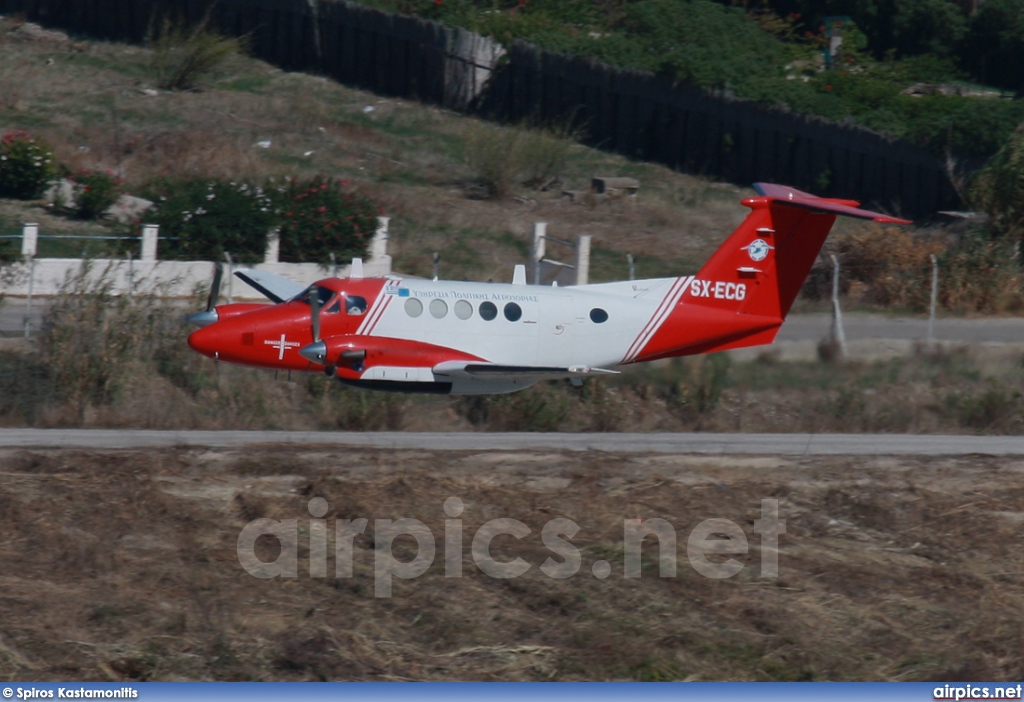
433, 361, 619, 381
233, 268, 306, 303
753, 183, 912, 224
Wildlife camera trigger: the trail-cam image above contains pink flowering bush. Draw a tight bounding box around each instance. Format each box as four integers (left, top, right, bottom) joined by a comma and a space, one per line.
70, 169, 123, 220
277, 176, 379, 264
0, 130, 57, 200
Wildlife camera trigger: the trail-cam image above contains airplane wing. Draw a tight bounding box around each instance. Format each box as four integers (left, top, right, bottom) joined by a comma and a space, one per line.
233, 268, 307, 303
432, 360, 619, 381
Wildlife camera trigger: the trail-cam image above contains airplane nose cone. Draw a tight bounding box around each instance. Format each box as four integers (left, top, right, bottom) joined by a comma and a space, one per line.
189, 309, 219, 327
188, 325, 220, 359
299, 340, 327, 364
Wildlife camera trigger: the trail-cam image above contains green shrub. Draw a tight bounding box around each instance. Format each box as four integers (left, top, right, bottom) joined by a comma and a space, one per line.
277, 176, 379, 264
463, 121, 577, 197
970, 121, 1024, 242
70, 169, 122, 220
150, 15, 246, 91
142, 178, 277, 262
367, 0, 1024, 162
0, 130, 57, 200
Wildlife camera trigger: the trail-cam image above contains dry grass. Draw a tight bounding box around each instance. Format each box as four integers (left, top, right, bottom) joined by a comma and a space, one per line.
5, 287, 1024, 435
0, 15, 766, 282
1, 446, 1023, 681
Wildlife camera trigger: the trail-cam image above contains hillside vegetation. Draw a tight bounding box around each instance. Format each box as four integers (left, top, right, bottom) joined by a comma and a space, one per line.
0, 11, 1023, 433
363, 0, 1024, 162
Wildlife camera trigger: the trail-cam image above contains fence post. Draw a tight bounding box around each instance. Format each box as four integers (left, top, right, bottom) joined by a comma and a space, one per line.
140, 223, 158, 262
575, 235, 591, 286
24, 255, 35, 340
927, 254, 938, 344
371, 216, 390, 260
21, 223, 37, 257
432, 252, 440, 280
265, 228, 280, 264
830, 253, 847, 359
532, 222, 547, 284
627, 253, 635, 281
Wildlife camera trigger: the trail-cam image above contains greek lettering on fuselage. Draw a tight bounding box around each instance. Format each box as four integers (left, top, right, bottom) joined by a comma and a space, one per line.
689, 279, 747, 301
408, 289, 539, 303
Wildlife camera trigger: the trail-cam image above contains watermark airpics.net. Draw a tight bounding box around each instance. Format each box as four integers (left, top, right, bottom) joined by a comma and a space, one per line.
236, 497, 786, 597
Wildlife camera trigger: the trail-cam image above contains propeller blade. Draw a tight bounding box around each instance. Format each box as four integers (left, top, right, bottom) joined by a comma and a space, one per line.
189, 262, 224, 328
207, 262, 224, 312
310, 286, 322, 343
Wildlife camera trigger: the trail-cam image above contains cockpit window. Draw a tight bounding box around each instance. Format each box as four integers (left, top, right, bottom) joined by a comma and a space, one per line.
346, 295, 367, 315
293, 285, 335, 308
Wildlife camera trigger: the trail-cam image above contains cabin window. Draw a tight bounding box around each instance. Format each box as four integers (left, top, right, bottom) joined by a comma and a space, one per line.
404, 298, 423, 318
454, 300, 473, 320
429, 299, 448, 319
504, 302, 522, 322
590, 308, 609, 323
479, 301, 497, 321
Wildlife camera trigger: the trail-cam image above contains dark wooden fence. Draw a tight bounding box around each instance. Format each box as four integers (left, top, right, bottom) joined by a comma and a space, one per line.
0, 0, 962, 217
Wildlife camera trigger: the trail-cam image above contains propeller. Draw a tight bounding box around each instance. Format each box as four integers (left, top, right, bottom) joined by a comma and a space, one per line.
299, 285, 330, 371
310, 284, 322, 344
188, 262, 223, 327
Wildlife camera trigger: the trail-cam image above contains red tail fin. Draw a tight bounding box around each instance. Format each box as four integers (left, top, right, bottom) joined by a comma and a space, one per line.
633, 184, 910, 361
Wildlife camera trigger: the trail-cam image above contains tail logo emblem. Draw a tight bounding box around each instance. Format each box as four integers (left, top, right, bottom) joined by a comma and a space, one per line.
744, 239, 774, 262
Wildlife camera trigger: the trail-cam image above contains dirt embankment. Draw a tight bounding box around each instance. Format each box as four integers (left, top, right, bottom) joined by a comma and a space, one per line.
1, 446, 1023, 681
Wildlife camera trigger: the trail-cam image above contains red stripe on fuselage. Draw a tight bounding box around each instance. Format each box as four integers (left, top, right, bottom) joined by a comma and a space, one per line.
622, 276, 690, 363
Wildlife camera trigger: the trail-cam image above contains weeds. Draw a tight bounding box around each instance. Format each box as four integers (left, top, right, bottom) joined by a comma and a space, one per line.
38, 262, 185, 420
818, 224, 1024, 314
463, 120, 579, 198
150, 15, 246, 92
10, 281, 1024, 434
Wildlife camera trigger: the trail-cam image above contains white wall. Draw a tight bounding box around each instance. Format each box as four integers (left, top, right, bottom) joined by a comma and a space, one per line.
0, 257, 393, 300
0, 219, 393, 300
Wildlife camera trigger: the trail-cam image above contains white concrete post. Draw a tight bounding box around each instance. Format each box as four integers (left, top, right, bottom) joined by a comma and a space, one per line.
141, 224, 158, 262
21, 223, 37, 257
371, 217, 390, 260
265, 228, 280, 264
24, 255, 35, 339
575, 235, 591, 286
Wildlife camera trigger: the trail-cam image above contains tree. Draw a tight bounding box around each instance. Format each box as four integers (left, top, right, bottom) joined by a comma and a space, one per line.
970, 121, 1024, 247
957, 0, 1024, 93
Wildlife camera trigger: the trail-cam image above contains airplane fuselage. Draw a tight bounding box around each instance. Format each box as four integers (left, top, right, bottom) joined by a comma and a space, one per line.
188, 184, 912, 394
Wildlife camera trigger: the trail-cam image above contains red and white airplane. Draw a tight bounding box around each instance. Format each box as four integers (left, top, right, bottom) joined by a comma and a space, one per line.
188, 183, 910, 394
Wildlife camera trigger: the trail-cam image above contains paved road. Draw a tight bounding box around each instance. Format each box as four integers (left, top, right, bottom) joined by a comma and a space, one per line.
1, 429, 1023, 455
777, 312, 1024, 344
